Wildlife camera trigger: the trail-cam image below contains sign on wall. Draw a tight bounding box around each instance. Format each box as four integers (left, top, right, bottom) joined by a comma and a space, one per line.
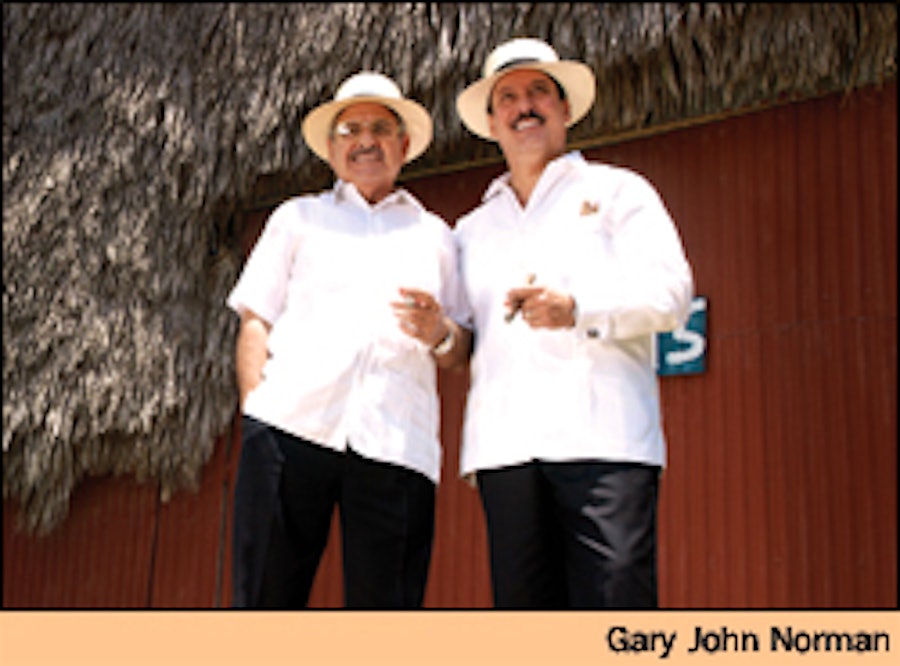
656, 296, 707, 376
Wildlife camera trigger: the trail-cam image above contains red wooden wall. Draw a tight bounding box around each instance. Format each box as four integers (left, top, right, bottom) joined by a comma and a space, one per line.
3, 81, 896, 609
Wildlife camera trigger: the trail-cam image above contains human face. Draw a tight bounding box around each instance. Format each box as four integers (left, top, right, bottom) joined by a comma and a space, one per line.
487, 69, 570, 164
327, 102, 409, 203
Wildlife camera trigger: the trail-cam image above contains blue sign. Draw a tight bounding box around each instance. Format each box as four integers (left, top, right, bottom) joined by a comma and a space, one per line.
656, 296, 707, 376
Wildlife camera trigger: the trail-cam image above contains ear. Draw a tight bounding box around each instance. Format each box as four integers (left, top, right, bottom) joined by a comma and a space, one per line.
401, 132, 411, 158
487, 111, 499, 139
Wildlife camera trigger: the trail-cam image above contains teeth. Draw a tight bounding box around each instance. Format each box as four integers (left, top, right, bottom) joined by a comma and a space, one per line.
515, 118, 540, 131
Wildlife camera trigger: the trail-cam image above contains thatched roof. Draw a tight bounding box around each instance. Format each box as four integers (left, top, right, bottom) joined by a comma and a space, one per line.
3, 3, 896, 534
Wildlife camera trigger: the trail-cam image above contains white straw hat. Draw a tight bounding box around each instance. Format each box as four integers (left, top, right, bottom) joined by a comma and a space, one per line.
456, 37, 596, 140
302, 71, 433, 163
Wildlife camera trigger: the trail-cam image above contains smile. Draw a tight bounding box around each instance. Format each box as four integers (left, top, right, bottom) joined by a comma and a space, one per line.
513, 116, 543, 131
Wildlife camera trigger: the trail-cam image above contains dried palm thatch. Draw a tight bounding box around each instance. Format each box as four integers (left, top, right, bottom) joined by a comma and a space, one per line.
3, 3, 896, 534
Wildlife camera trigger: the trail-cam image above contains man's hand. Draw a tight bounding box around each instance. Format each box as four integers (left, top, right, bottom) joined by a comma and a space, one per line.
505, 284, 576, 329
392, 287, 449, 348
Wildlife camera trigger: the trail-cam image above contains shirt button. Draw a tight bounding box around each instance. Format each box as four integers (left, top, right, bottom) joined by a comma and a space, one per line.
587, 328, 600, 339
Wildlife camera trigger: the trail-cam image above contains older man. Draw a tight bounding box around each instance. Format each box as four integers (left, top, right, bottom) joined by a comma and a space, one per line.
227, 72, 465, 608
453, 38, 695, 608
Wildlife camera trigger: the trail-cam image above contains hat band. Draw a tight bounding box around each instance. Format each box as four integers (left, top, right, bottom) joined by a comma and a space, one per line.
494, 57, 542, 74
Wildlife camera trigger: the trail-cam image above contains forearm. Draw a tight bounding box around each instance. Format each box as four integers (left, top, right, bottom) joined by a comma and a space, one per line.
571, 274, 693, 341
235, 312, 271, 409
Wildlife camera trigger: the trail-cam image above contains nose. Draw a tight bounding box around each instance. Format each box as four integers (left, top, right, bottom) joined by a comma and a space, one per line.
361, 126, 388, 148
512, 92, 534, 114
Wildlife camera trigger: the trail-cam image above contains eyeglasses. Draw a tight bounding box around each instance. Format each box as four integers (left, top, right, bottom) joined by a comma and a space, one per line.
331, 119, 403, 140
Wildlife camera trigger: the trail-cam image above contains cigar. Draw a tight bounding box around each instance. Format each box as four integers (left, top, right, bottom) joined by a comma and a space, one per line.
504, 273, 537, 322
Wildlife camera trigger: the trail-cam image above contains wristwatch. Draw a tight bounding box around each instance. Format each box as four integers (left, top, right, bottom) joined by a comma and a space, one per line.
431, 325, 455, 356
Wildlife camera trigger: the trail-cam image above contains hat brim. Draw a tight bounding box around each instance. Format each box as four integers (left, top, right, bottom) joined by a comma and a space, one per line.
302, 96, 433, 164
456, 61, 596, 140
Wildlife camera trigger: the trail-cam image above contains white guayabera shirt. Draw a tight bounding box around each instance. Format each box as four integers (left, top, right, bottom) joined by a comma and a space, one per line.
227, 180, 462, 484
454, 151, 694, 476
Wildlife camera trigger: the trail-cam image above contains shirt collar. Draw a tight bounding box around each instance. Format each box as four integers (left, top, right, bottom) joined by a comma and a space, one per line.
333, 179, 425, 213
482, 150, 587, 204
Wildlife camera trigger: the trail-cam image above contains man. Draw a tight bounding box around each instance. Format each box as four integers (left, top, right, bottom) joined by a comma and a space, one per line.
453, 37, 694, 608
227, 71, 465, 608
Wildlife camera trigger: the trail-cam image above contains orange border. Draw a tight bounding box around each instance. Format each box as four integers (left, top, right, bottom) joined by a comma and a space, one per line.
1, 610, 898, 665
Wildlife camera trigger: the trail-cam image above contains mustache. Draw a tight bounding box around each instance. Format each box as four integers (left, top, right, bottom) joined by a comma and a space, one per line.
513, 110, 545, 126
349, 145, 384, 160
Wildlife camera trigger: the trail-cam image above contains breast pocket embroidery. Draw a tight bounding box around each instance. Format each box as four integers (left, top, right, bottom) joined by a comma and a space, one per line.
579, 200, 599, 216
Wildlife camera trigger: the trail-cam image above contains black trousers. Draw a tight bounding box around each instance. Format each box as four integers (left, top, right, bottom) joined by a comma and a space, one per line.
232, 416, 435, 608
476, 460, 660, 609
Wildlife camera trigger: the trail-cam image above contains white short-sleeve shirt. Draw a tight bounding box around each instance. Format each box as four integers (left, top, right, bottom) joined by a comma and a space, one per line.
454, 151, 694, 476
227, 180, 463, 483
